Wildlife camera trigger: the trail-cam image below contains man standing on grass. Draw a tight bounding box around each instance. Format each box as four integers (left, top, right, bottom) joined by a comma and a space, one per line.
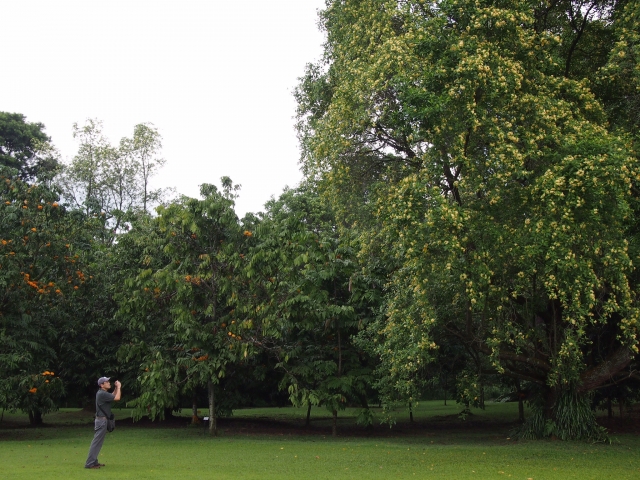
85, 377, 121, 469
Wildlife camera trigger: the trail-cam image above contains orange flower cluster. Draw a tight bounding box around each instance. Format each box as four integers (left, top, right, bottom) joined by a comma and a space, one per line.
23, 273, 58, 295
29, 387, 37, 394
243, 230, 253, 237
184, 275, 202, 285
154, 287, 161, 296
194, 355, 209, 362
42, 371, 55, 376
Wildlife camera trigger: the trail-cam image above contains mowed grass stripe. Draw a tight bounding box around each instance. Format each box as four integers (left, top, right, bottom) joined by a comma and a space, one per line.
1, 428, 640, 479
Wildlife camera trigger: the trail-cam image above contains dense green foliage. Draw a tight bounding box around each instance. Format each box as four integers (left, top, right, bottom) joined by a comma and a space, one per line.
0, 168, 87, 423
238, 185, 378, 432
0, 112, 59, 182
295, 0, 640, 439
117, 180, 249, 434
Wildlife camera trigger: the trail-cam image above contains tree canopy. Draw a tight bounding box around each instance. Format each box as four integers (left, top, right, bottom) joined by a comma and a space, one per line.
295, 0, 640, 439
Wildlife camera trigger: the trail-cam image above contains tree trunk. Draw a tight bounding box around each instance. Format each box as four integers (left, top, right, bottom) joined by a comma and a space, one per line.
29, 410, 43, 426
208, 379, 217, 436
337, 328, 342, 377
208, 265, 218, 436
618, 399, 624, 418
577, 346, 632, 393
334, 320, 341, 437
530, 387, 605, 440
332, 409, 337, 437
358, 394, 373, 430
305, 402, 312, 428
409, 402, 414, 423
443, 373, 447, 406
191, 396, 201, 424
516, 380, 524, 423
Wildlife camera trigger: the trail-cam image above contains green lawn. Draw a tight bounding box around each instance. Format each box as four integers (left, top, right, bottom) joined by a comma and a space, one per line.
1, 402, 639, 479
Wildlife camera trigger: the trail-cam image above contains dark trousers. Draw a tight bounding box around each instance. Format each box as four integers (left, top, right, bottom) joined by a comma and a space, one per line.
85, 417, 107, 467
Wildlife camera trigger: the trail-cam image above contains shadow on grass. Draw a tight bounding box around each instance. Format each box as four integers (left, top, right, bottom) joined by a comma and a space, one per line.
2, 401, 639, 446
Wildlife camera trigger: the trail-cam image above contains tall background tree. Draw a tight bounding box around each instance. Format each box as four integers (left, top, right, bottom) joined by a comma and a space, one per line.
119, 123, 165, 214
0, 112, 60, 182
58, 119, 170, 244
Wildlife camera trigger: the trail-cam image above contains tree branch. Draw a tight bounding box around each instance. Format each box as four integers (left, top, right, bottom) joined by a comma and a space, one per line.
577, 346, 633, 393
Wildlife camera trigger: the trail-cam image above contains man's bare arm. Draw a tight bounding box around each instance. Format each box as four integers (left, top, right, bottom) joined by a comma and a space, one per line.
113, 381, 122, 402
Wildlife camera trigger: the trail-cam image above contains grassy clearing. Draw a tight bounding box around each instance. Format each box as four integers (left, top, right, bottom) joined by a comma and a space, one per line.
1, 402, 639, 479
194, 399, 526, 427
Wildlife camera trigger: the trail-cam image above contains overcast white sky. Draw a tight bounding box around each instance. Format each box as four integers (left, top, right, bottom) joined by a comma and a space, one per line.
1, 0, 326, 216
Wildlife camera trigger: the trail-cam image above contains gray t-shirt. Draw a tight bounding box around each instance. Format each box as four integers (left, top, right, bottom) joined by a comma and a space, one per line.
96, 389, 115, 417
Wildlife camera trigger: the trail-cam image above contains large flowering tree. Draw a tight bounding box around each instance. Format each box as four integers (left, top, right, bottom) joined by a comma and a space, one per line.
0, 168, 86, 423
296, 0, 639, 439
